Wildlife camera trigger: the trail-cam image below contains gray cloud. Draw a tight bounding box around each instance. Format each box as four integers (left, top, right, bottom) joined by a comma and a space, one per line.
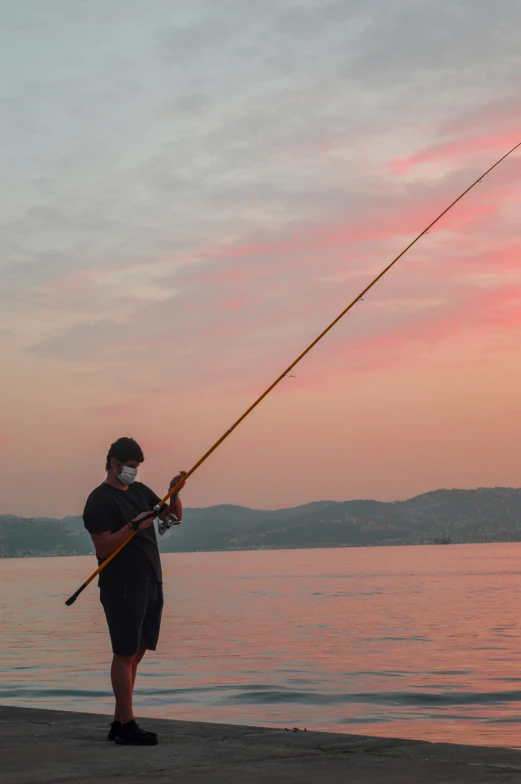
1, 0, 520, 384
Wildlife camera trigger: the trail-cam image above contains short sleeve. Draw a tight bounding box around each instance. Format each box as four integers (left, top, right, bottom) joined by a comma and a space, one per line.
83, 493, 117, 535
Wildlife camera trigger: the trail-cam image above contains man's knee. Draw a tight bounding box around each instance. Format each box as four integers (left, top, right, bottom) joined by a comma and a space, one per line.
113, 653, 136, 667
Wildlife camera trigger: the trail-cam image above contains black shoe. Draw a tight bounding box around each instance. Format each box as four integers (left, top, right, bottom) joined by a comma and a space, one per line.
108, 720, 158, 742
114, 719, 159, 746
107, 721, 121, 741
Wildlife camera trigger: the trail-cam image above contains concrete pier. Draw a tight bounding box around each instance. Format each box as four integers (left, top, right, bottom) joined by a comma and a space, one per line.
2, 704, 521, 783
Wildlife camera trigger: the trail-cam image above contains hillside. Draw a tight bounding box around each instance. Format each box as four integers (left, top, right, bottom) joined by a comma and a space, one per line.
2, 487, 521, 558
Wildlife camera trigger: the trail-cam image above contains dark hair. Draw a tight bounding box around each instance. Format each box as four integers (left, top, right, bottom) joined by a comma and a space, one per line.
105, 437, 145, 471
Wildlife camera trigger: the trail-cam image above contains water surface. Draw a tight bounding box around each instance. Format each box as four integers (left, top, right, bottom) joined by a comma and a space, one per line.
2, 544, 521, 747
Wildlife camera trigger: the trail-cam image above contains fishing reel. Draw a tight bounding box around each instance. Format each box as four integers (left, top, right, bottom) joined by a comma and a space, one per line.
156, 513, 181, 536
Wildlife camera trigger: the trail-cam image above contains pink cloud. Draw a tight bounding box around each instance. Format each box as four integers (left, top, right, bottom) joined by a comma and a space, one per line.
428, 244, 521, 282
215, 278, 521, 400
143, 188, 521, 393
188, 262, 277, 287
388, 130, 521, 175
189, 195, 506, 292
317, 284, 521, 378
440, 101, 521, 137
217, 298, 246, 311
26, 123, 521, 422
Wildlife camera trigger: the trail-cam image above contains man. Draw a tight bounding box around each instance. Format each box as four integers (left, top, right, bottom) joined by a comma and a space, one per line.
83, 437, 186, 746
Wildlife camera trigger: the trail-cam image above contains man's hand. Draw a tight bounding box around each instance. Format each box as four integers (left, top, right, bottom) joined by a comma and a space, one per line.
92, 511, 155, 558
131, 511, 156, 530
170, 471, 187, 494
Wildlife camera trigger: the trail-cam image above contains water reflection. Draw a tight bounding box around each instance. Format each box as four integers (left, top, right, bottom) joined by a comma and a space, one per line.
2, 543, 521, 747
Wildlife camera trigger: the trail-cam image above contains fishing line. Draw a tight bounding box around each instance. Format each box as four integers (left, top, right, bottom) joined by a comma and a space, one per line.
66, 141, 520, 606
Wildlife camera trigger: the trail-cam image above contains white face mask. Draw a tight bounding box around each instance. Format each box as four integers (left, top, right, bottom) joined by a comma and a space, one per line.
117, 465, 138, 485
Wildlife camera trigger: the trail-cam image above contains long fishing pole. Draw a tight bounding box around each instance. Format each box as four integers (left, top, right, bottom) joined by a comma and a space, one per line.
65, 141, 520, 606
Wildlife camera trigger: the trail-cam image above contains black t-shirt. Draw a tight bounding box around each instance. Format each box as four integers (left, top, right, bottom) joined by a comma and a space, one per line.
83, 481, 162, 588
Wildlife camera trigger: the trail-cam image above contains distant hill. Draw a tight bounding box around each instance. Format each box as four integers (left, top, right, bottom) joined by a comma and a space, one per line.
2, 487, 521, 558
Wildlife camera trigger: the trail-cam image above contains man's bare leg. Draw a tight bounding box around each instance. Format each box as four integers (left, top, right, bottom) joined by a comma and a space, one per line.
112, 647, 147, 723
111, 654, 135, 725
132, 646, 147, 689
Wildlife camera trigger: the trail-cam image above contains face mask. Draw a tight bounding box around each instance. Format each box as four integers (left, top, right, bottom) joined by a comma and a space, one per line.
117, 465, 138, 485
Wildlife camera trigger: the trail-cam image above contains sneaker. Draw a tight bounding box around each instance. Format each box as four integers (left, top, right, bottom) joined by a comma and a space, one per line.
107, 721, 121, 741
108, 720, 158, 742
114, 719, 159, 746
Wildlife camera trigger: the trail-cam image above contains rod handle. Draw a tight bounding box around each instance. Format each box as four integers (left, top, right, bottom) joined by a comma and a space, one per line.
65, 583, 87, 606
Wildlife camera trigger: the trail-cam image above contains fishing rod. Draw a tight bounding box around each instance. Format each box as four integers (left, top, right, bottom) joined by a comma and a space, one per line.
65, 141, 520, 606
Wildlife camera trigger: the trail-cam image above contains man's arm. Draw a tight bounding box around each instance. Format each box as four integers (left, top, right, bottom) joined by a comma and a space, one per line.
91, 512, 155, 559
171, 493, 183, 522
156, 471, 186, 523
169, 471, 186, 521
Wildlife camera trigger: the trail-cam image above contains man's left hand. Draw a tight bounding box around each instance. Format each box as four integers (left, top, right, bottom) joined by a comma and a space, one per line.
170, 471, 187, 494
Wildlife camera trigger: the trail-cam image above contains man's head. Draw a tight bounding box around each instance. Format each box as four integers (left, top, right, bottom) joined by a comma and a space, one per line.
105, 437, 144, 487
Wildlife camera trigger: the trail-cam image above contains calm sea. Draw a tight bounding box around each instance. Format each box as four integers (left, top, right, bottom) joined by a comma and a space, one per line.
2, 544, 521, 747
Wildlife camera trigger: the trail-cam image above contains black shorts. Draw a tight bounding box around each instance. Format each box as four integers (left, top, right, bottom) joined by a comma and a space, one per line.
100, 582, 164, 656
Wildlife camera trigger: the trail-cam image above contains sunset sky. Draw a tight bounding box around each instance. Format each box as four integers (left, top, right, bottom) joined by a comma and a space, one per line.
1, 0, 520, 517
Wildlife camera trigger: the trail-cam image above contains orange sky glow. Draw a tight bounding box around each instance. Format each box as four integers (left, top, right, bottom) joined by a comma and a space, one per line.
1, 2, 520, 517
